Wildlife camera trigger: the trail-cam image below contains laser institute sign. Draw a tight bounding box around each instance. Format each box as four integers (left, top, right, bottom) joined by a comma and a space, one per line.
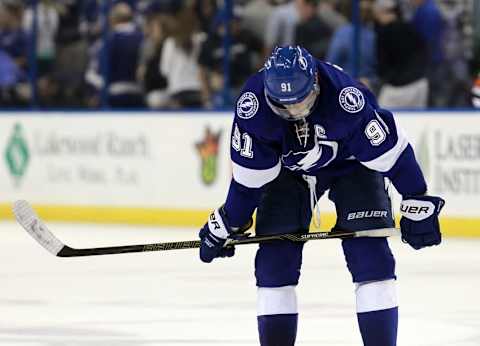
397, 113, 480, 217
432, 131, 480, 195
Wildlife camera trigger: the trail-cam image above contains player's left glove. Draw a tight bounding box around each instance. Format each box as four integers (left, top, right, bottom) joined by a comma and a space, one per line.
198, 207, 251, 263
400, 195, 445, 250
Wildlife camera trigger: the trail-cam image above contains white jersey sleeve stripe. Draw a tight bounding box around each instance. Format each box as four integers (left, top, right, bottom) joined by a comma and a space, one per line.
361, 127, 409, 172
232, 160, 281, 188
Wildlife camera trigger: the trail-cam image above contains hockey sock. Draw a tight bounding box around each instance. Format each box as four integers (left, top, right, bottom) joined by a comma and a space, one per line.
355, 279, 398, 346
258, 314, 298, 346
257, 286, 298, 346
357, 307, 398, 346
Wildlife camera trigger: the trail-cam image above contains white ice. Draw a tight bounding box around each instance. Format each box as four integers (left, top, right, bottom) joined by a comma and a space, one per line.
1, 221, 479, 346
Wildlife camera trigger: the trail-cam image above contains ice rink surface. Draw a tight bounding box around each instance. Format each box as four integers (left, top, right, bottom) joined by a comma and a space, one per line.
1, 221, 479, 346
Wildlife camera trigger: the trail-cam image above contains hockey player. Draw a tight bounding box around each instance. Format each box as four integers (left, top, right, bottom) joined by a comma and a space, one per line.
198, 46, 444, 346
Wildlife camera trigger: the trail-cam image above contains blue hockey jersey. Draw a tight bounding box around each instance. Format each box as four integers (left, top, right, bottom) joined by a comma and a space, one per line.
224, 60, 427, 227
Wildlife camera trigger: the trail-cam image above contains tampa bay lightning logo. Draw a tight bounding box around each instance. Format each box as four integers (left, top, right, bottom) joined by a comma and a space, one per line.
236, 92, 259, 119
339, 87, 365, 113
282, 135, 338, 172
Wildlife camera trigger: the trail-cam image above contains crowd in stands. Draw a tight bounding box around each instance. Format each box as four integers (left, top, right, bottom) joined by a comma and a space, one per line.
0, 0, 478, 109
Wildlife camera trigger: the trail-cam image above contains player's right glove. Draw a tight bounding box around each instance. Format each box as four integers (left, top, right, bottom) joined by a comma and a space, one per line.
198, 207, 252, 263
399, 195, 445, 250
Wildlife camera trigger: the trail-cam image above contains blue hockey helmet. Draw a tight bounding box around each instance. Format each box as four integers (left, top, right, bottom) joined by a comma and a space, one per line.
263, 46, 319, 121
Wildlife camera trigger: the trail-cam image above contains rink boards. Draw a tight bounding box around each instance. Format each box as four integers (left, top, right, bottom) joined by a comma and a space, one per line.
0, 110, 479, 236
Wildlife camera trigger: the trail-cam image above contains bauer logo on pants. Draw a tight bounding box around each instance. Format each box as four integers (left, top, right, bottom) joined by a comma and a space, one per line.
347, 210, 388, 220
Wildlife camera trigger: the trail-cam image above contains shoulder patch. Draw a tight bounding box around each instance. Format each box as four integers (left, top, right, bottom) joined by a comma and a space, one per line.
338, 87, 365, 113
236, 92, 259, 119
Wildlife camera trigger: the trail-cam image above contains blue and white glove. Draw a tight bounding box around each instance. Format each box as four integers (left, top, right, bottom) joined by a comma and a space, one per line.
199, 207, 251, 263
400, 195, 445, 250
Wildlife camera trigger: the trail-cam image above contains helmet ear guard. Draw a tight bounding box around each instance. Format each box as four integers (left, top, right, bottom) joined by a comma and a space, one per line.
263, 46, 319, 121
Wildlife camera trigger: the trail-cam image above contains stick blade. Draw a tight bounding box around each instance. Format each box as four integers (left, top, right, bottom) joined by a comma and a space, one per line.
12, 200, 65, 256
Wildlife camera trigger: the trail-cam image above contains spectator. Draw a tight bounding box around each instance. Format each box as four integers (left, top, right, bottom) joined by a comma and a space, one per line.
317, 0, 347, 31
0, 1, 28, 107
194, 0, 218, 34
0, 50, 27, 106
23, 0, 59, 78
410, 0, 443, 65
160, 1, 204, 108
80, 0, 135, 41
85, 2, 144, 108
264, 0, 300, 57
472, 73, 480, 108
82, 0, 102, 42
198, 9, 263, 108
409, 0, 445, 107
137, 3, 169, 108
326, 0, 377, 87
239, 0, 274, 46
473, 0, 480, 75
0, 1, 28, 69
294, 0, 333, 60
54, 0, 89, 106
373, 0, 428, 108
0, 50, 23, 87
439, 0, 471, 107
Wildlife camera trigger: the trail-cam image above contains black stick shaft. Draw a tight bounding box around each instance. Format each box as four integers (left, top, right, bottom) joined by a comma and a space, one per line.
58, 240, 202, 257
56, 230, 362, 257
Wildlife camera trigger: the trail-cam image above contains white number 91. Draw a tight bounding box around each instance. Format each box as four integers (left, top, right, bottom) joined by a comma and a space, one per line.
364, 120, 386, 146
281, 82, 292, 92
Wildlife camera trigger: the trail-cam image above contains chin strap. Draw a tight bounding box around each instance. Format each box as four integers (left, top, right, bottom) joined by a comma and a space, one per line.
303, 174, 321, 228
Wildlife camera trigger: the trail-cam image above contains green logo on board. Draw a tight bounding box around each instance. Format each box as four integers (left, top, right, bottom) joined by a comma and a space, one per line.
4, 123, 30, 186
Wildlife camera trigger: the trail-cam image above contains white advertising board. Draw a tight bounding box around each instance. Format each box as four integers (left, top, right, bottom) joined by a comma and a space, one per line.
396, 113, 480, 217
0, 111, 479, 233
0, 112, 232, 209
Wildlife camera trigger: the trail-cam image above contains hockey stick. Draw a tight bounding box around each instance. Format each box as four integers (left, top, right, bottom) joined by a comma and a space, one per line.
13, 200, 399, 258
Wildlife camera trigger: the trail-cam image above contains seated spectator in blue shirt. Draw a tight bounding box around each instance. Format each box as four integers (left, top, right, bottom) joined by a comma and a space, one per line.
0, 49, 25, 87
0, 50, 27, 106
326, 0, 377, 88
85, 2, 144, 108
410, 0, 444, 65
0, 2, 27, 69
409, 0, 446, 107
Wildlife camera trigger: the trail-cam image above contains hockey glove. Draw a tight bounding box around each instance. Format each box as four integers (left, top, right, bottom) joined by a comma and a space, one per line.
198, 207, 251, 263
400, 195, 445, 250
